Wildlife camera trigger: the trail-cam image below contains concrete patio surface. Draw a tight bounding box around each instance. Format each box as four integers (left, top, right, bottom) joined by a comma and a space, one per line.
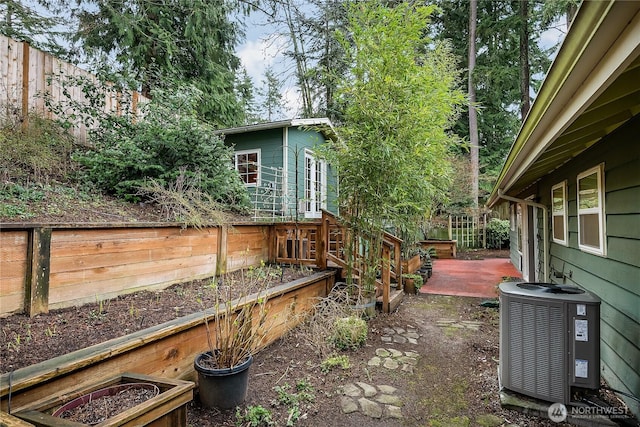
420, 257, 522, 298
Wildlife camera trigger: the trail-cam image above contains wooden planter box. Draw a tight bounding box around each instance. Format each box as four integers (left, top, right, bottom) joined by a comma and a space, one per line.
401, 254, 422, 275
420, 240, 457, 259
13, 373, 194, 427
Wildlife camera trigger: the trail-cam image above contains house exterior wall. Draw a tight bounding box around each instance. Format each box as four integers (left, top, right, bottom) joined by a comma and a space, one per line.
509, 116, 640, 415
286, 128, 338, 216
224, 126, 337, 218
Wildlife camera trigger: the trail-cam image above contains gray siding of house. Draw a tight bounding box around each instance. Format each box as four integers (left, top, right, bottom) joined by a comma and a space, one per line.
512, 116, 639, 414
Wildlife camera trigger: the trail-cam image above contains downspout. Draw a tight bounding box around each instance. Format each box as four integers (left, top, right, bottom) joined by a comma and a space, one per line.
497, 190, 549, 282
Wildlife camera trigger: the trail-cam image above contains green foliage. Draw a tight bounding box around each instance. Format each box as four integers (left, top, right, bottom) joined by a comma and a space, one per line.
272, 380, 315, 426
330, 316, 367, 351
73, 0, 244, 126
63, 82, 249, 210
235, 405, 274, 427
432, 0, 564, 201
1, 1, 71, 56
324, 3, 465, 288
320, 354, 350, 374
486, 218, 510, 249
402, 274, 424, 290
0, 110, 75, 183
247, 261, 283, 281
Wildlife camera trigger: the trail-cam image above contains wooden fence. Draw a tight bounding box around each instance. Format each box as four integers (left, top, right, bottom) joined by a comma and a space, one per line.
0, 35, 147, 145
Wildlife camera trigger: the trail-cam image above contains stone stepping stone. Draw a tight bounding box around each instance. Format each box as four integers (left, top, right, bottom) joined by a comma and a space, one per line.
381, 324, 421, 345
339, 382, 404, 419
369, 348, 419, 372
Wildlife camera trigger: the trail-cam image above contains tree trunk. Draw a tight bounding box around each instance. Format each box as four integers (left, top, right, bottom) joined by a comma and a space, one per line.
284, 0, 313, 117
519, 0, 531, 120
468, 0, 479, 209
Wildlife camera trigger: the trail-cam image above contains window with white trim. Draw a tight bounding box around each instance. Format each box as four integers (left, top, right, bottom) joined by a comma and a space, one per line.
234, 150, 260, 186
551, 181, 568, 245
577, 164, 606, 256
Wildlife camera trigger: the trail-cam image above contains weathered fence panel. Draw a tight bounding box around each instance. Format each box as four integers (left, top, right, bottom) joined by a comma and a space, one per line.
0, 224, 279, 317
225, 225, 270, 272
1, 35, 148, 145
47, 227, 219, 309
449, 214, 486, 249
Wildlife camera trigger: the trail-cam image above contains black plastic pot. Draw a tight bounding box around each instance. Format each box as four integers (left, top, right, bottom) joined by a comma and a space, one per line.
194, 351, 253, 410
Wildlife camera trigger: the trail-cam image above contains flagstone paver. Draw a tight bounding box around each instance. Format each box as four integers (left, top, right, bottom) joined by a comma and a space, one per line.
339, 382, 404, 419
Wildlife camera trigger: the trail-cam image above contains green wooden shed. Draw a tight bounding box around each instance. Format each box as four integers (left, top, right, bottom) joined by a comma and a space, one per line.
488, 0, 639, 417
217, 118, 338, 221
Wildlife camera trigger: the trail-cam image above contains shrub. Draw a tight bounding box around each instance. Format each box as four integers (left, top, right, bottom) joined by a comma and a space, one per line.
486, 218, 510, 249
44, 74, 250, 211
0, 108, 74, 183
330, 316, 367, 350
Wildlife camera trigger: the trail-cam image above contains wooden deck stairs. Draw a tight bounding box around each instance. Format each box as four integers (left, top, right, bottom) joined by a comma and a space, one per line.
271, 211, 405, 313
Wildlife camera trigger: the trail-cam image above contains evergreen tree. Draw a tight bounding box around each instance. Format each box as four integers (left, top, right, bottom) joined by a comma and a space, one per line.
259, 66, 285, 121
72, 0, 245, 126
433, 0, 560, 201
236, 68, 259, 125
0, 0, 69, 55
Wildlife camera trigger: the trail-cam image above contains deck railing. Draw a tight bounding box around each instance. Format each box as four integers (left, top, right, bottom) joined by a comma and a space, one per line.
271, 211, 402, 313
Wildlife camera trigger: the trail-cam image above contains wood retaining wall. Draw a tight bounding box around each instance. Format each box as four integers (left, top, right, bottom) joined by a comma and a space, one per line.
0, 271, 336, 413
0, 223, 271, 317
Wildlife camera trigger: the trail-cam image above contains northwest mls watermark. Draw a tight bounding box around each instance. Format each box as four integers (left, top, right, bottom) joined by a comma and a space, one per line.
548, 402, 630, 423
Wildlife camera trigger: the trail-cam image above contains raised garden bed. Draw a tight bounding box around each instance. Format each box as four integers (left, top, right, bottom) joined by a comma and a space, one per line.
0, 271, 336, 416
13, 373, 193, 427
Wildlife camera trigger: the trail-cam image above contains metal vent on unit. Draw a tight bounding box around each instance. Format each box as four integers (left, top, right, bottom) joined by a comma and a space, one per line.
499, 281, 600, 404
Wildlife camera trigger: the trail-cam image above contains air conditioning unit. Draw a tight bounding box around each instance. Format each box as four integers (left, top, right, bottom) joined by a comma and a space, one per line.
499, 281, 601, 404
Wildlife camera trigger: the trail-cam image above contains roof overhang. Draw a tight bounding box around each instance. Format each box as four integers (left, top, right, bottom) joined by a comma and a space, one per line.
488, 0, 640, 207
215, 118, 338, 141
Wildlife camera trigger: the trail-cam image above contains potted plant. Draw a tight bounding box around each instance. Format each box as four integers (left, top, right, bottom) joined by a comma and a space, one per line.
402, 273, 424, 295
194, 267, 274, 410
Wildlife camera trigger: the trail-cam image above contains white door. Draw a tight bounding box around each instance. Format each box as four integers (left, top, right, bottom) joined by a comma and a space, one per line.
520, 202, 539, 282
303, 150, 326, 219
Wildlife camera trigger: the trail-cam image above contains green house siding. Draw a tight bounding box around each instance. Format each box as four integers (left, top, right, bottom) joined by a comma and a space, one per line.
516, 116, 640, 414
223, 124, 338, 218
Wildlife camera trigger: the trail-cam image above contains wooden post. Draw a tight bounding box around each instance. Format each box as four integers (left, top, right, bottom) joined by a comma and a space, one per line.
483, 213, 487, 248
216, 225, 228, 276
316, 220, 327, 269
382, 244, 391, 313
21, 41, 30, 131
448, 215, 452, 240
25, 227, 51, 317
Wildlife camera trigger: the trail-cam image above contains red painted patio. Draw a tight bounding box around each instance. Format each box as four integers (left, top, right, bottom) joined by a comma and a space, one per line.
420, 257, 522, 298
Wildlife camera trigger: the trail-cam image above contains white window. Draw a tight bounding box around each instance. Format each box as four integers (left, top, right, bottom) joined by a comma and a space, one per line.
577, 164, 606, 256
551, 181, 568, 245
234, 149, 260, 186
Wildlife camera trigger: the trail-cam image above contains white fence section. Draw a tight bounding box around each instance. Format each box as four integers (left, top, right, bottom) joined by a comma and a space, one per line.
449, 214, 487, 249
251, 166, 299, 221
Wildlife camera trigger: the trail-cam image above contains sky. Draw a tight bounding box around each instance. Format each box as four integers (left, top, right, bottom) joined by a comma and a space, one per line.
236, 11, 301, 119
236, 7, 568, 121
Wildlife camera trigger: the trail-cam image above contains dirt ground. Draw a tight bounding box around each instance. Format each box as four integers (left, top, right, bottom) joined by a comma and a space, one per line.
1, 270, 560, 427
186, 293, 561, 427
